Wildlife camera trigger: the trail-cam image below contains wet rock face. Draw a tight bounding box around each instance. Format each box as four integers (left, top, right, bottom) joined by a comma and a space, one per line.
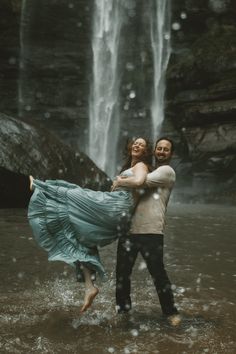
0, 0, 236, 202
0, 0, 93, 150
166, 0, 236, 196
0, 1, 21, 116
0, 113, 111, 207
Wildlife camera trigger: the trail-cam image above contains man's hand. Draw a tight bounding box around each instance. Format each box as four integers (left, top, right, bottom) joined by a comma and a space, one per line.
111, 176, 128, 191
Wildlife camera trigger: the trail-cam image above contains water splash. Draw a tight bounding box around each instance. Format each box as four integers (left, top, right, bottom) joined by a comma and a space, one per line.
89, 0, 125, 177
150, 0, 171, 140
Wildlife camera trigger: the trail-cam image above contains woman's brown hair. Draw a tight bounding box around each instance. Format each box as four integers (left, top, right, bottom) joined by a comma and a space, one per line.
120, 137, 153, 173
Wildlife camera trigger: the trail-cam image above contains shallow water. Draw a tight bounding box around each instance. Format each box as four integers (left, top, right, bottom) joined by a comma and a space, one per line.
0, 203, 235, 354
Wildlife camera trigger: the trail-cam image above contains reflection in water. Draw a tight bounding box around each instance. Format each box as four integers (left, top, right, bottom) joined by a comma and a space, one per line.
0, 204, 235, 353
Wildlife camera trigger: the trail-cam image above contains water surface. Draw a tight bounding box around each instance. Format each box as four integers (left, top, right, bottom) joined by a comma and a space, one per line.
0, 204, 235, 353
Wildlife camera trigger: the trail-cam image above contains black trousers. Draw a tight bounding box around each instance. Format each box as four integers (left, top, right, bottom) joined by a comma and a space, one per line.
115, 234, 178, 316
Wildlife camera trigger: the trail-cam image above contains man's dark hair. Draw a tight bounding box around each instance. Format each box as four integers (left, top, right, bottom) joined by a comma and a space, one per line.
154, 137, 174, 154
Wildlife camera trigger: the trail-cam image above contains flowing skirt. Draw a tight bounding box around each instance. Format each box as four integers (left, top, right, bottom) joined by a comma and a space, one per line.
28, 179, 134, 279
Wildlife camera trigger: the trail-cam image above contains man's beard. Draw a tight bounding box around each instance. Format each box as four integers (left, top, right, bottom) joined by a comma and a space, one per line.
156, 156, 169, 165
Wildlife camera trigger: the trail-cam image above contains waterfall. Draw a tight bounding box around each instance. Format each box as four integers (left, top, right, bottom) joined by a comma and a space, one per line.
18, 0, 27, 117
18, 0, 35, 119
150, 0, 171, 140
89, 0, 124, 177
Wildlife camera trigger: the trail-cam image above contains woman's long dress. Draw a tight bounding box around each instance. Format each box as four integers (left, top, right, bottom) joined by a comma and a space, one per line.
28, 169, 135, 279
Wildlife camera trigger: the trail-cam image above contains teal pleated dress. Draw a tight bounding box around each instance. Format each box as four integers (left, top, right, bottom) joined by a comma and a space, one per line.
28, 169, 135, 279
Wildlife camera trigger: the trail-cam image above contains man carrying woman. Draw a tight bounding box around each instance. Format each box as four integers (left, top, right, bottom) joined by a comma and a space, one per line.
28, 137, 152, 312
115, 137, 181, 326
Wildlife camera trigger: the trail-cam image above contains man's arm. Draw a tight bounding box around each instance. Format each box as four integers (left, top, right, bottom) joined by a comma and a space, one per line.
145, 165, 176, 188
111, 162, 148, 191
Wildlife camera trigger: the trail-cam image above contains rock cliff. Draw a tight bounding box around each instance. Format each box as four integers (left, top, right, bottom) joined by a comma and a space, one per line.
165, 0, 236, 202
0, 0, 235, 203
0, 113, 111, 207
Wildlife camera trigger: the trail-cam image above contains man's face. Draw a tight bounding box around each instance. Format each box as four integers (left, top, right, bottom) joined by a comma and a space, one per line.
154, 139, 172, 165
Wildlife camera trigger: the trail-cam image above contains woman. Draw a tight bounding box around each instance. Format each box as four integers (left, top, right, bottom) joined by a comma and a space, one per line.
28, 137, 152, 312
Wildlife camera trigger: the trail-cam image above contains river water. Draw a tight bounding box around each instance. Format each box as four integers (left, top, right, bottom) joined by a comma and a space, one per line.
0, 203, 235, 354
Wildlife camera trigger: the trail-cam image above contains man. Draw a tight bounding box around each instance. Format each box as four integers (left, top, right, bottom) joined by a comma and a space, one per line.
115, 137, 181, 326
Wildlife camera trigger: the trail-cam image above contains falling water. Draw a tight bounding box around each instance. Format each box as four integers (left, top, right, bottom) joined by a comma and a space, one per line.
89, 0, 124, 177
18, 0, 28, 117
150, 0, 171, 140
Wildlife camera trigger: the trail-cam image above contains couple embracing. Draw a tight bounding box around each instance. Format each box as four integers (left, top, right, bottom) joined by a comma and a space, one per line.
28, 136, 181, 326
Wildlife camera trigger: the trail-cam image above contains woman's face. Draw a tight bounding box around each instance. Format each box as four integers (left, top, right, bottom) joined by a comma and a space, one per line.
131, 138, 147, 158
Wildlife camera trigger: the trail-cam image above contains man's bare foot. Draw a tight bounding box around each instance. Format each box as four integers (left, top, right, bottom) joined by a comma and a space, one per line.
167, 314, 182, 326
29, 175, 34, 191
80, 286, 99, 313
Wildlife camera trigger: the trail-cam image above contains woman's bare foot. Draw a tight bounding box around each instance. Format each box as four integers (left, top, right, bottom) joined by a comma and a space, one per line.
80, 286, 99, 313
29, 175, 34, 191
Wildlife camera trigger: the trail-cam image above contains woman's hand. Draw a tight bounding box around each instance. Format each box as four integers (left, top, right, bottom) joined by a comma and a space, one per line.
111, 176, 127, 191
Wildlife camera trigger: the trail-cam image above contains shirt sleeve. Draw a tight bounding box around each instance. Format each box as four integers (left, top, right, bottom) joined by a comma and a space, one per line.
145, 165, 176, 188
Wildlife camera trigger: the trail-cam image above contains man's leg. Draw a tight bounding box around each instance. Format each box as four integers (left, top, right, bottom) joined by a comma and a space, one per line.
140, 235, 179, 316
115, 235, 139, 313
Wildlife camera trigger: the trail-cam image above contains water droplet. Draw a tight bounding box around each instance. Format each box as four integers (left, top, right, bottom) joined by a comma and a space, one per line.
126, 62, 135, 71
203, 304, 209, 311
25, 105, 31, 111
138, 261, 147, 270
44, 112, 50, 119
138, 110, 146, 117
172, 22, 181, 31
36, 92, 43, 98
164, 32, 171, 40
19, 61, 24, 69
129, 91, 136, 99
130, 329, 139, 337
196, 277, 201, 284
17, 272, 24, 279
180, 12, 187, 19
177, 287, 186, 294
124, 102, 129, 110
138, 189, 145, 196
9, 57, 17, 65
153, 193, 159, 200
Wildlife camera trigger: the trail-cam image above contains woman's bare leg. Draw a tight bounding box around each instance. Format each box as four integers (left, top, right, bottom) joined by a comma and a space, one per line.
80, 265, 99, 313
29, 175, 34, 191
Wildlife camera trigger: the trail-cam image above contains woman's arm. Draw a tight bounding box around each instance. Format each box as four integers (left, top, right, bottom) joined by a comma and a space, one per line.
111, 162, 148, 191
